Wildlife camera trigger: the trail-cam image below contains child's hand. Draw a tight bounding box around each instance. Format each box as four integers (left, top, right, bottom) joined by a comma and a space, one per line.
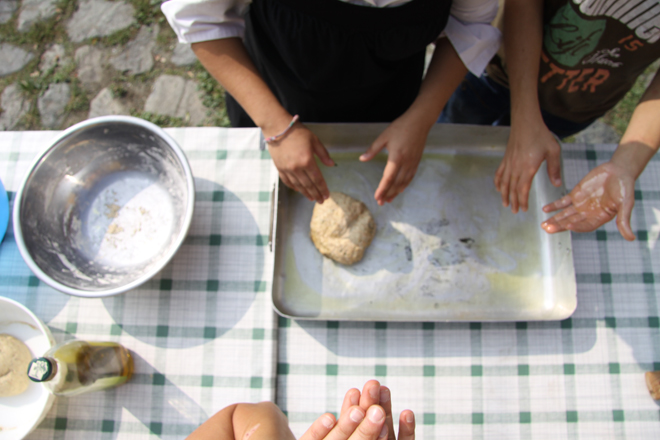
300, 380, 415, 440
355, 380, 415, 440
494, 121, 562, 213
541, 161, 636, 240
360, 116, 428, 206
267, 124, 335, 203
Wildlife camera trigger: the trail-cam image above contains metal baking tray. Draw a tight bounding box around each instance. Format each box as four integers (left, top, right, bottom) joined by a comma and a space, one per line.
270, 123, 577, 321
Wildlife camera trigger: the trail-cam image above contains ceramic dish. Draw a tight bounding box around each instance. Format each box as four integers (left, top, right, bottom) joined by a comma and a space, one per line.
0, 178, 8, 243
0, 297, 55, 440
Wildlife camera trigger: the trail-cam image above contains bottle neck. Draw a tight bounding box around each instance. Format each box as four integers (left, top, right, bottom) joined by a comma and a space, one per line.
27, 357, 58, 382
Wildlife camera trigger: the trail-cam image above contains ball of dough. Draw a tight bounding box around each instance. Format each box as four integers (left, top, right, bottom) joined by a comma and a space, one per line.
0, 334, 33, 397
310, 192, 376, 265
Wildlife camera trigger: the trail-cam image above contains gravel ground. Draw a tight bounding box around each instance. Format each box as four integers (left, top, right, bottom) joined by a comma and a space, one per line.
0, 0, 228, 131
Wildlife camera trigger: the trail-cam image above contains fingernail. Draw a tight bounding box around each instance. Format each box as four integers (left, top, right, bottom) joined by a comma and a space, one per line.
367, 406, 385, 423
379, 425, 388, 438
405, 412, 414, 424
369, 385, 379, 400
350, 391, 359, 406
379, 388, 390, 403
321, 415, 335, 429
350, 408, 364, 423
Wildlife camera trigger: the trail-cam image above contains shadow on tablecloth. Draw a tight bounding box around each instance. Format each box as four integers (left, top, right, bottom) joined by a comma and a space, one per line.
102, 180, 264, 349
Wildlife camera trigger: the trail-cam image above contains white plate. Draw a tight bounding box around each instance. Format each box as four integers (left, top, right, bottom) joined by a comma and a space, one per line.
0, 178, 8, 243
0, 297, 55, 440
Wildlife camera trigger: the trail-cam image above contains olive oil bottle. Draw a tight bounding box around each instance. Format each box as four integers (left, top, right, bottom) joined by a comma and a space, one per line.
27, 340, 133, 396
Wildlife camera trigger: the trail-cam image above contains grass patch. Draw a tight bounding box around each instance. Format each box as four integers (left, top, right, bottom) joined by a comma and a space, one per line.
196, 69, 230, 127
0, 0, 227, 130
0, 0, 76, 47
0, 15, 59, 46
602, 61, 660, 136
65, 80, 89, 113
99, 27, 138, 47
110, 82, 128, 98
97, 0, 165, 46
131, 0, 166, 26
56, 0, 78, 18
131, 111, 186, 127
19, 59, 76, 98
19, 105, 42, 130
15, 19, 59, 46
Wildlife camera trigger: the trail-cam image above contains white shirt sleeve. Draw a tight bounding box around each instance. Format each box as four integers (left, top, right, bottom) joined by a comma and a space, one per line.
161, 0, 501, 75
161, 0, 250, 43
442, 0, 502, 76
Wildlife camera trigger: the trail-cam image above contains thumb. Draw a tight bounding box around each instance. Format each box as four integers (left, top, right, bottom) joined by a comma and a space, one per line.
312, 140, 335, 167
360, 138, 387, 162
546, 150, 562, 187
616, 197, 636, 241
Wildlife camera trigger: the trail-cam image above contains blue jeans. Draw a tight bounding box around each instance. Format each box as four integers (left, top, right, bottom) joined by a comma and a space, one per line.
437, 73, 595, 139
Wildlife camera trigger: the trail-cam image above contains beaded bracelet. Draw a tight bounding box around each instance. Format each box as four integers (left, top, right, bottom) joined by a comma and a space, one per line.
263, 115, 299, 145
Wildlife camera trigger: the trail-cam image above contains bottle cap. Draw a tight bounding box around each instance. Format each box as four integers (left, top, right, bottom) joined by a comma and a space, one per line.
27, 358, 53, 382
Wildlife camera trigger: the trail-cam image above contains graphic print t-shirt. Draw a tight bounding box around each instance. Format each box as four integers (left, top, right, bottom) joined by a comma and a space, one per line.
488, 0, 660, 122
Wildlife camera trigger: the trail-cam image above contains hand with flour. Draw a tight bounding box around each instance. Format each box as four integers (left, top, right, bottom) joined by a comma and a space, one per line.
542, 70, 660, 241
541, 161, 636, 240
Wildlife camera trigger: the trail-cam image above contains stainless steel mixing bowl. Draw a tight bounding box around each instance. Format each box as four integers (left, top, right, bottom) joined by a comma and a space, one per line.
13, 116, 195, 297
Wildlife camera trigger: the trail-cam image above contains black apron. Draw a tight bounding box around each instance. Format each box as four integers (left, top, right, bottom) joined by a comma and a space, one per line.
227, 0, 453, 126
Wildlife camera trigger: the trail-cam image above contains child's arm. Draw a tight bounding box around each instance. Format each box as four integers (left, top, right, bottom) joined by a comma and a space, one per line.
493, 0, 562, 214
360, 37, 468, 206
186, 380, 416, 440
186, 400, 389, 440
192, 38, 334, 204
186, 402, 296, 440
542, 69, 660, 240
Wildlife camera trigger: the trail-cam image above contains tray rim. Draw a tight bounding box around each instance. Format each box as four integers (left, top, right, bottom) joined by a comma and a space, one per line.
269, 123, 577, 322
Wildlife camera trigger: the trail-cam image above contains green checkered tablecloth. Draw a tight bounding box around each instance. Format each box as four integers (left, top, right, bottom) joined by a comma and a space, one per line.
0, 128, 279, 439
2, 127, 659, 440
276, 142, 660, 439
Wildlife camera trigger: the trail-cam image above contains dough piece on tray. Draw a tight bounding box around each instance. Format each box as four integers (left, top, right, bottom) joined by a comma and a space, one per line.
0, 333, 33, 397
310, 192, 376, 265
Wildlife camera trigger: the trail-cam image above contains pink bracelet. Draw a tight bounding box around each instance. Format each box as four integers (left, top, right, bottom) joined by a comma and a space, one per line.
263, 115, 299, 145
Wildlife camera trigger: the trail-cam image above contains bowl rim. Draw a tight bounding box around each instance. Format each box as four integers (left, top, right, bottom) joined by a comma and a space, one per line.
12, 115, 196, 297
0, 296, 56, 440
0, 296, 55, 346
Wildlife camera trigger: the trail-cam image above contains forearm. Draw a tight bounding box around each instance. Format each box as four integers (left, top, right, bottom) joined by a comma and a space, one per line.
191, 38, 293, 136
504, 0, 545, 126
405, 37, 467, 128
186, 402, 295, 440
614, 70, 660, 178
186, 404, 238, 440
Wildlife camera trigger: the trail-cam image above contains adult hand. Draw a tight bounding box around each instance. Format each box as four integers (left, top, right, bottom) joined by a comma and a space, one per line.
300, 380, 415, 440
267, 123, 335, 203
541, 161, 636, 240
494, 122, 562, 213
360, 116, 428, 206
